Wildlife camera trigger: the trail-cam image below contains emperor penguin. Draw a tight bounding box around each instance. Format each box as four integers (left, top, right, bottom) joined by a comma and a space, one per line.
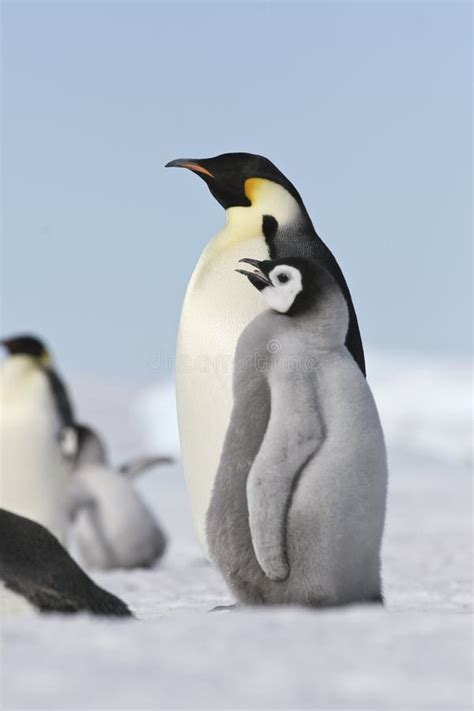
207, 257, 387, 607
0, 334, 75, 544
0, 508, 131, 616
166, 153, 365, 550
67, 424, 171, 570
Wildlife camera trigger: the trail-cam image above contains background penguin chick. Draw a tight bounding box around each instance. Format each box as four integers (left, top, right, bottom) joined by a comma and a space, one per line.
66, 424, 171, 570
0, 508, 131, 617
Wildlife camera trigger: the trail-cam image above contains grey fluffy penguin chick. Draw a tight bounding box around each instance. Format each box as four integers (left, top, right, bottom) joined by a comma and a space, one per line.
207, 257, 387, 607
0, 509, 131, 616
67, 424, 171, 570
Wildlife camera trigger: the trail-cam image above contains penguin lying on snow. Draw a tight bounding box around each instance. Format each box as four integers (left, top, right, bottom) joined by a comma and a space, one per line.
207, 257, 387, 607
166, 152, 365, 552
67, 424, 172, 570
0, 334, 75, 544
0, 509, 131, 616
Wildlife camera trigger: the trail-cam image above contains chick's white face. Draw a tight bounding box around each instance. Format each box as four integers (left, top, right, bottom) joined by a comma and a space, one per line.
262, 265, 303, 313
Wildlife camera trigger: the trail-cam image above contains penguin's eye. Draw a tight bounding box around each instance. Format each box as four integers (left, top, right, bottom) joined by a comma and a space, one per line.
277, 273, 289, 284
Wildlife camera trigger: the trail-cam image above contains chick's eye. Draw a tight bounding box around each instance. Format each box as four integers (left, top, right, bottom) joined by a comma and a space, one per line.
277, 273, 289, 284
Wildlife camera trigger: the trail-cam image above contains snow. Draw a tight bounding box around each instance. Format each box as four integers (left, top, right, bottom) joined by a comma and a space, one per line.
369, 352, 472, 468
133, 379, 180, 460
1, 352, 472, 710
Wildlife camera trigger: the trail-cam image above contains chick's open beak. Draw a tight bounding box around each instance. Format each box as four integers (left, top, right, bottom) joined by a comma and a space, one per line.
235, 258, 273, 288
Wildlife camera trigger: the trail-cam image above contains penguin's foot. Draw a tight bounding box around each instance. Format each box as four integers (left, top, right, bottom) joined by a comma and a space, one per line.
209, 603, 239, 613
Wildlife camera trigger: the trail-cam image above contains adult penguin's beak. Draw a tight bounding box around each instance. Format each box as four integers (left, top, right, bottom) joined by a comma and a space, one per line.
165, 158, 214, 178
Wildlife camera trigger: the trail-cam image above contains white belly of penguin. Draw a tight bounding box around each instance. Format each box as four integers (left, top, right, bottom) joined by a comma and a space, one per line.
176, 223, 268, 550
0, 375, 68, 544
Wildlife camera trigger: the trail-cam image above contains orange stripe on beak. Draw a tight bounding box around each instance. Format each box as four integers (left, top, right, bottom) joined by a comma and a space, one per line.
178, 162, 214, 178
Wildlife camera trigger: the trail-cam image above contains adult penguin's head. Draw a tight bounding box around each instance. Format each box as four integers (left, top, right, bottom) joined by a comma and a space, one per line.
1, 334, 51, 366
165, 152, 316, 252
165, 152, 306, 210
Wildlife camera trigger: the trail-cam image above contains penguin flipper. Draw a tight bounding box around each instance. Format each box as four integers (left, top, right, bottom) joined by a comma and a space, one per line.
118, 455, 174, 478
43, 367, 75, 430
0, 509, 131, 617
247, 371, 324, 581
4, 576, 130, 616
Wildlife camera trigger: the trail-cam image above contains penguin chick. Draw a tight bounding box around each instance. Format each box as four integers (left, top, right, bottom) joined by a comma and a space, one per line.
0, 508, 131, 616
166, 152, 365, 552
67, 424, 169, 570
0, 334, 75, 544
207, 257, 387, 607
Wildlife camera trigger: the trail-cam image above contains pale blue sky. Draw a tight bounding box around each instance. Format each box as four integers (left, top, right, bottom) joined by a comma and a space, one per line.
1, 1, 472, 379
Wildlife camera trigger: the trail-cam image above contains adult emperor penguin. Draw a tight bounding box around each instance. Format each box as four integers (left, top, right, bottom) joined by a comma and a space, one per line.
0, 334, 74, 544
166, 153, 365, 550
207, 257, 387, 606
0, 508, 131, 616
67, 424, 171, 570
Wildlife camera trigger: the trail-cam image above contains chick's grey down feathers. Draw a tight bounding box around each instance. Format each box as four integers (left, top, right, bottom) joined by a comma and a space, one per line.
207, 261, 387, 607
67, 424, 169, 570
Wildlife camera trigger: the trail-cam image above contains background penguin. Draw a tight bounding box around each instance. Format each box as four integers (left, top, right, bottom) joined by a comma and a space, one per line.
0, 334, 75, 544
0, 508, 131, 616
67, 423, 171, 570
166, 153, 365, 550
207, 256, 387, 607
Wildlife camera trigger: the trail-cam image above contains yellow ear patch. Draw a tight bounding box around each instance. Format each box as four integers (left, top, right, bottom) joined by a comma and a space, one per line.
244, 177, 267, 204
39, 351, 52, 367
243, 177, 299, 224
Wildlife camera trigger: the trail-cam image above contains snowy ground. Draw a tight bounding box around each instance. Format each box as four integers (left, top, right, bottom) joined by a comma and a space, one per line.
1, 353, 472, 710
